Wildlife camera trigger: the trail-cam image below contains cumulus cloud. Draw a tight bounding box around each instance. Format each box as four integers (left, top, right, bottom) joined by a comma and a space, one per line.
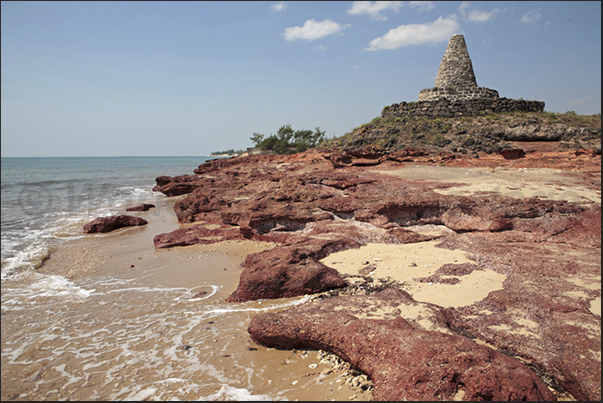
520, 9, 542, 24
365, 16, 460, 50
458, 1, 471, 14
271, 1, 287, 12
467, 9, 502, 22
283, 19, 350, 41
407, 1, 435, 12
348, 1, 434, 20
458, 2, 504, 23
348, 1, 402, 21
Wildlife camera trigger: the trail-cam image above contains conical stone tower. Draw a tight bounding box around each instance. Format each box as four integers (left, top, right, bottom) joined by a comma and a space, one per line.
418, 34, 499, 101
435, 34, 477, 88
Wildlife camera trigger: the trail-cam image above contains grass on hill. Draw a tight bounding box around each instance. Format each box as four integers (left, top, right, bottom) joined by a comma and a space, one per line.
318, 110, 601, 156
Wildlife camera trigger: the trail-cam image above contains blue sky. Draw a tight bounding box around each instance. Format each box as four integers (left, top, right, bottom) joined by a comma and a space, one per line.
1, 1, 600, 157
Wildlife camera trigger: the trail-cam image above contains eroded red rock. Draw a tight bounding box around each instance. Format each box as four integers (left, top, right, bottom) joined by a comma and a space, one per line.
500, 148, 526, 159
150, 148, 601, 400
126, 203, 155, 211
248, 288, 556, 401
83, 215, 147, 233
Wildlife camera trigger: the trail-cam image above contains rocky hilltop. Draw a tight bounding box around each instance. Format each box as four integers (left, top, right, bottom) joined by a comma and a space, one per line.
321, 110, 600, 157
318, 32, 600, 159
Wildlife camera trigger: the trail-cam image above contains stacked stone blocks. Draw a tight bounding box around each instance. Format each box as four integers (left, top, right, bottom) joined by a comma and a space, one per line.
434, 34, 478, 89
418, 86, 499, 102
382, 98, 545, 119
384, 33, 544, 119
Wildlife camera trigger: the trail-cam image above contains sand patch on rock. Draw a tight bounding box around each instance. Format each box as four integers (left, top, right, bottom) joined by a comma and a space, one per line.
591, 297, 601, 317
321, 240, 507, 308
434, 181, 600, 204
374, 165, 601, 204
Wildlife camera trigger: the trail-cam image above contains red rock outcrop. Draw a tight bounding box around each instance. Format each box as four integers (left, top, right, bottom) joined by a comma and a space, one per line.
151, 149, 601, 401
126, 203, 155, 211
83, 215, 147, 233
248, 288, 556, 401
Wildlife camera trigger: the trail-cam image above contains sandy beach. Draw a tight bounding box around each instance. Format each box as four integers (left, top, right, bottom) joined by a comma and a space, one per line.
24, 196, 374, 401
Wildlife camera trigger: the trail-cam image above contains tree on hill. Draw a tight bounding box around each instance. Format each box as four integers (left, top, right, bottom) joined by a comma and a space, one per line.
251, 124, 326, 154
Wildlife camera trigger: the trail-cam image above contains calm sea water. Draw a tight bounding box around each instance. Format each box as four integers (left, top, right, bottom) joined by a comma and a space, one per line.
1, 156, 357, 401
1, 156, 210, 277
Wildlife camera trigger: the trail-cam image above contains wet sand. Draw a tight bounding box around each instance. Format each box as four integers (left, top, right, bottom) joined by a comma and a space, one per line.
30, 196, 374, 401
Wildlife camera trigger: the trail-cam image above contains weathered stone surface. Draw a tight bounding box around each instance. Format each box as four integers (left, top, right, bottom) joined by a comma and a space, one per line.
326, 147, 429, 168
151, 149, 601, 400
83, 215, 147, 233
154, 152, 591, 305
248, 288, 557, 401
383, 98, 545, 119
418, 33, 500, 103
126, 203, 155, 211
226, 237, 352, 302
153, 224, 243, 248
500, 148, 526, 159
438, 217, 601, 401
435, 34, 478, 89
152, 175, 201, 196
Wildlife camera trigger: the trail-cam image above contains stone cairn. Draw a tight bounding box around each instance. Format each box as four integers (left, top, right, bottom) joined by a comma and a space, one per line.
382, 34, 544, 118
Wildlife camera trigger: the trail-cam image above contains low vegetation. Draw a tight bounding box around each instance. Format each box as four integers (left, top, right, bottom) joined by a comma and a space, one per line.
210, 149, 245, 156
250, 124, 327, 155
319, 111, 601, 155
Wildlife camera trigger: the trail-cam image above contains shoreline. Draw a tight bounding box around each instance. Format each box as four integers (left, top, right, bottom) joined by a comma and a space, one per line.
32, 195, 375, 401
23, 154, 602, 401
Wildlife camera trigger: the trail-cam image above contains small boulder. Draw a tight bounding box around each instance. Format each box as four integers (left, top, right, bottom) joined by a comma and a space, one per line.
500, 148, 525, 159
126, 203, 155, 211
83, 215, 148, 233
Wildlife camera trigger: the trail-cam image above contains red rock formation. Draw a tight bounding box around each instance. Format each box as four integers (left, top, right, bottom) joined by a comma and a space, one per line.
126, 203, 155, 211
248, 288, 556, 401
151, 149, 601, 400
83, 215, 147, 233
500, 148, 526, 159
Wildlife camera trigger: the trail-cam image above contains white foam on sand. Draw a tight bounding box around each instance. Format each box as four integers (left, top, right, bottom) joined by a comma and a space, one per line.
197, 384, 278, 401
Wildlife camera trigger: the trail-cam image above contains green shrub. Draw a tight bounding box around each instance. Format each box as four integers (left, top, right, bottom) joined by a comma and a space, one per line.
250, 124, 327, 154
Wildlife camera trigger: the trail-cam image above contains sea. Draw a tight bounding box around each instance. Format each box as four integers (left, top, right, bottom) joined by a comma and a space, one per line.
1, 156, 209, 278
1, 157, 357, 401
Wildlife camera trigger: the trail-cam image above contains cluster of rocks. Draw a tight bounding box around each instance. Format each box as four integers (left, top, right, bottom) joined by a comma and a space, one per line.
83, 203, 154, 233
80, 32, 600, 400
149, 151, 600, 401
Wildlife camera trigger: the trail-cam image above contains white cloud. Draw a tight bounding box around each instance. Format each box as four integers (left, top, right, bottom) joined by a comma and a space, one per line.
458, 1, 471, 14
365, 16, 460, 50
458, 2, 504, 23
271, 1, 287, 12
347, 1, 435, 20
520, 9, 542, 24
407, 1, 435, 12
467, 9, 502, 23
315, 44, 327, 51
283, 19, 350, 41
347, 1, 403, 21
